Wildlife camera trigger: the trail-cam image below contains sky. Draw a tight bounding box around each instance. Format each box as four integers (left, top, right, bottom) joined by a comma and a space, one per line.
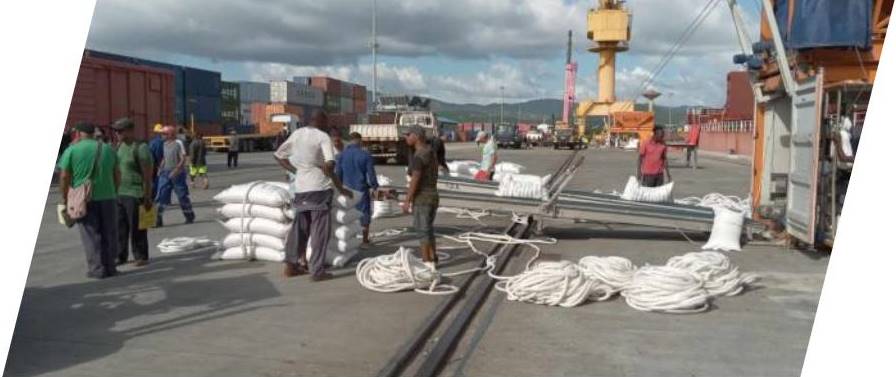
85, 0, 762, 107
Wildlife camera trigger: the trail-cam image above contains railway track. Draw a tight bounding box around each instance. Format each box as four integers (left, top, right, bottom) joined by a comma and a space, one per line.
377, 217, 535, 377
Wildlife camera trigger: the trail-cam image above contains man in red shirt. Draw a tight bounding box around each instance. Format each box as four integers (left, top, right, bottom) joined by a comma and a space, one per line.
685, 123, 700, 169
638, 127, 671, 187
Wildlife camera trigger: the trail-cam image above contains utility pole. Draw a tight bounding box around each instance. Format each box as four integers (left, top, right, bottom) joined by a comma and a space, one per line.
500, 85, 505, 126
371, 0, 379, 111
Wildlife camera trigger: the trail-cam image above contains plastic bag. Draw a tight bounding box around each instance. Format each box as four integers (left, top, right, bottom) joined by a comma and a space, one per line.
139, 205, 157, 230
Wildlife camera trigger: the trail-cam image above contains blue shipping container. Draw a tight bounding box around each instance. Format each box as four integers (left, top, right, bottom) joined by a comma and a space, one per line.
186, 95, 221, 124
184, 67, 221, 97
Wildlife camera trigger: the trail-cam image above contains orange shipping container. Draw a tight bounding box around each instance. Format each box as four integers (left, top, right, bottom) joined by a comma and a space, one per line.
260, 103, 303, 135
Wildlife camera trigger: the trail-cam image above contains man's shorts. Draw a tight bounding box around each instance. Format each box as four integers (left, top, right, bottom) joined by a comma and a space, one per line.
412, 200, 439, 247
640, 174, 664, 188
189, 165, 208, 177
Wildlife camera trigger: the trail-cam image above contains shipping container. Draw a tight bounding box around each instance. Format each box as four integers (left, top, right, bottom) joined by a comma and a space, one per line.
311, 76, 342, 94
352, 85, 367, 100
184, 95, 221, 124
238, 81, 270, 103
183, 67, 221, 97
340, 97, 353, 114
260, 103, 303, 135
293, 76, 311, 86
353, 100, 367, 115
723, 71, 755, 121
190, 123, 223, 137
67, 55, 176, 141
339, 83, 352, 97
223, 124, 258, 135
221, 81, 241, 124
270, 80, 324, 106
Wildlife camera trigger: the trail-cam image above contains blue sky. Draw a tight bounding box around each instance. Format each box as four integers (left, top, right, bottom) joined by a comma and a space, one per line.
86, 0, 761, 106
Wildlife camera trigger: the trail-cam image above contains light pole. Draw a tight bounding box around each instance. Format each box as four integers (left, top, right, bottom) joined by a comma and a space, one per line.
667, 92, 675, 126
371, 0, 379, 111
500, 85, 505, 127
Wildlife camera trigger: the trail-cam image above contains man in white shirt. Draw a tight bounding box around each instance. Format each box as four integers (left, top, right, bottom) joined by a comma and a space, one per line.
275, 110, 352, 282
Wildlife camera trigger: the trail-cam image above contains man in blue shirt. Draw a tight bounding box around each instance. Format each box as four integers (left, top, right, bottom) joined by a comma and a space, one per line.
337, 132, 379, 246
147, 124, 165, 198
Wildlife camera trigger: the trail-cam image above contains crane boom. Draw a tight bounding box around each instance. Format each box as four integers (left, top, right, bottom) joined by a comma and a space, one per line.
562, 30, 577, 126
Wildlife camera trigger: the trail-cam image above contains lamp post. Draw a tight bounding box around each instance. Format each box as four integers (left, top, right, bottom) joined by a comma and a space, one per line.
500, 85, 505, 127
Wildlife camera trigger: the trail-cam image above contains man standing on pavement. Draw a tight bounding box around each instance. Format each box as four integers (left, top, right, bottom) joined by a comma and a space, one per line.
275, 110, 353, 282
337, 132, 379, 246
475, 131, 498, 181
155, 126, 195, 226
110, 118, 153, 267
430, 132, 450, 174
58, 122, 121, 279
685, 123, 700, 169
227, 130, 240, 168
638, 127, 671, 188
148, 124, 165, 198
189, 132, 209, 189
401, 125, 440, 271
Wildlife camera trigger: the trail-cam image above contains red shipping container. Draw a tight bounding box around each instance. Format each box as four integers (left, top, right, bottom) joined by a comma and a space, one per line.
723, 71, 755, 121
353, 100, 367, 114
311, 76, 342, 94
261, 103, 303, 135
66, 55, 176, 141
352, 85, 367, 100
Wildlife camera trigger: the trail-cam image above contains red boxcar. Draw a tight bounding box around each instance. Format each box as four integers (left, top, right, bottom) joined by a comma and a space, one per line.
66, 55, 176, 141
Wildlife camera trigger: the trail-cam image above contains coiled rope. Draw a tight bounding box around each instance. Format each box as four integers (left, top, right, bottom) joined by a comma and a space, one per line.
666, 251, 760, 297
621, 266, 711, 314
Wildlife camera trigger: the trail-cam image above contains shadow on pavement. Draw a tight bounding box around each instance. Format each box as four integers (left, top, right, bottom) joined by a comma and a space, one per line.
4, 251, 282, 377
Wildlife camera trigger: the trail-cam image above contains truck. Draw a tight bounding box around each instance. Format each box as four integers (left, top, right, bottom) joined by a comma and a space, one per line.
495, 123, 523, 149
552, 128, 584, 150
350, 110, 438, 164
203, 113, 299, 153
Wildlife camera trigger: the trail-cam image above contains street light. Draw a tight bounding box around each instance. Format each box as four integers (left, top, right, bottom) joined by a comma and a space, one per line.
500, 85, 505, 127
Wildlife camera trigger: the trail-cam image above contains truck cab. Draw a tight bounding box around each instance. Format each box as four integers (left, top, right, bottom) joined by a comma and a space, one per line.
350, 109, 438, 164
496, 123, 523, 149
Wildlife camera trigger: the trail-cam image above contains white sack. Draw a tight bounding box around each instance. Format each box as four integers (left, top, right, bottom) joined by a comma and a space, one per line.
335, 208, 363, 224
702, 207, 745, 252
222, 233, 286, 250
219, 246, 285, 262
494, 162, 525, 174
222, 217, 291, 239
620, 176, 674, 203
214, 182, 292, 207
218, 204, 293, 223
373, 199, 401, 219
335, 223, 363, 240
335, 188, 363, 209
331, 249, 359, 268
377, 174, 393, 186
495, 174, 550, 200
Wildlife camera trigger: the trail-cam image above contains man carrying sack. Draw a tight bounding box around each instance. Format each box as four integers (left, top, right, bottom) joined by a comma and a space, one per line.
111, 118, 154, 267
58, 122, 121, 279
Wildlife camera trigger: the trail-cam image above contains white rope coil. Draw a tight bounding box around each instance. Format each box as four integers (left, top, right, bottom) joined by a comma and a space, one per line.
158, 237, 221, 254
495, 261, 596, 307
666, 251, 760, 297
621, 265, 710, 314
355, 247, 456, 295
578, 256, 637, 297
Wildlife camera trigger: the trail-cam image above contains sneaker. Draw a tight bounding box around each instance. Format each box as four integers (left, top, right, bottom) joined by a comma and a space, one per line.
185, 215, 195, 224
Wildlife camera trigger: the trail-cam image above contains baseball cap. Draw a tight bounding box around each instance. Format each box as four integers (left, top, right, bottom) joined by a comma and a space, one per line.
153, 124, 165, 133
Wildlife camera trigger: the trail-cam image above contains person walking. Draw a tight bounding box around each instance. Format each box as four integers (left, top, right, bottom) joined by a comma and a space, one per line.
685, 123, 701, 169
110, 118, 153, 267
227, 130, 240, 168
275, 110, 353, 282
148, 124, 165, 199
58, 122, 121, 279
155, 126, 195, 227
336, 132, 379, 246
430, 133, 450, 174
401, 125, 440, 271
638, 127, 671, 188
189, 133, 209, 189
475, 131, 498, 181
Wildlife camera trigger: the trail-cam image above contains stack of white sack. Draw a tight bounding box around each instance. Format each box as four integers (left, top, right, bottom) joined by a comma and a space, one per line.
306, 188, 363, 268
373, 175, 401, 219
620, 176, 674, 203
495, 174, 552, 200
215, 181, 294, 262
492, 162, 525, 181
447, 160, 480, 178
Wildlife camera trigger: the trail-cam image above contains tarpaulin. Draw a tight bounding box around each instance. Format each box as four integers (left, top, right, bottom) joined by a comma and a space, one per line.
774, 0, 872, 50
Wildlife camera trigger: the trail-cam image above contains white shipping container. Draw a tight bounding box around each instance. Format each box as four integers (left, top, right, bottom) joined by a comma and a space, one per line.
270, 81, 324, 107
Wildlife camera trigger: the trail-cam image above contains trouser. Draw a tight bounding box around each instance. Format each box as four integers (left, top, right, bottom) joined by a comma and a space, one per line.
413, 199, 439, 248
685, 146, 698, 168
227, 152, 239, 168
155, 169, 195, 221
640, 174, 665, 188
117, 196, 149, 263
77, 200, 119, 278
284, 190, 333, 276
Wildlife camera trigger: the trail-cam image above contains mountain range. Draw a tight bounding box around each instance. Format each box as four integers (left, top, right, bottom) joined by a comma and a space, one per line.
429, 98, 692, 126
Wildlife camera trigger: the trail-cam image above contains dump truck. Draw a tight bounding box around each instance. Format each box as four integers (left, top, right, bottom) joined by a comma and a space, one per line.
350, 110, 438, 164
204, 113, 299, 152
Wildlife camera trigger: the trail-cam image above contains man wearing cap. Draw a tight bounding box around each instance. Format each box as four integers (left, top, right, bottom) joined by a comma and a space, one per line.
189, 132, 209, 189
148, 124, 166, 198
336, 132, 379, 246
155, 126, 196, 226
275, 110, 353, 282
401, 125, 440, 270
58, 122, 121, 279
475, 131, 498, 181
111, 118, 153, 266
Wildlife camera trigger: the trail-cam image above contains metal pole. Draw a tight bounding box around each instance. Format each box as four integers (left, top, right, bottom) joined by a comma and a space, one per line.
760, 0, 796, 96
372, 0, 378, 111
500, 86, 505, 126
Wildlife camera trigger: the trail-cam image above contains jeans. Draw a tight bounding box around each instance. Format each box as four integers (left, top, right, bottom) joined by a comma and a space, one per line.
155, 169, 195, 221
227, 152, 239, 168
413, 199, 439, 247
77, 200, 119, 278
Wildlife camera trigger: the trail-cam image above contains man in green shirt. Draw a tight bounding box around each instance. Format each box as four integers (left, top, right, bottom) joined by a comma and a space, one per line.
58, 122, 121, 279
111, 118, 153, 266
401, 125, 440, 271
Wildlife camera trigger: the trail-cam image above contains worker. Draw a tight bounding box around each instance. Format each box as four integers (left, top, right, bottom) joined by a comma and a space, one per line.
685, 123, 700, 169
336, 132, 379, 247
331, 132, 345, 157
430, 133, 450, 174
110, 118, 153, 267
275, 110, 353, 282
155, 126, 195, 227
58, 122, 120, 279
638, 127, 671, 187
148, 124, 166, 198
227, 130, 239, 168
189, 132, 209, 189
401, 125, 440, 270
475, 131, 498, 181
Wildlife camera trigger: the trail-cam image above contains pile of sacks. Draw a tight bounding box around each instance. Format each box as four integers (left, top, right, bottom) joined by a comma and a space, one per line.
306, 189, 363, 268
492, 162, 525, 182
495, 174, 552, 200
447, 160, 480, 178
620, 176, 674, 203
215, 181, 294, 262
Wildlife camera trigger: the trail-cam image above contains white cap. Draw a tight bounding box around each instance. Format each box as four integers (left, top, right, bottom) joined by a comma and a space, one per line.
476, 131, 489, 141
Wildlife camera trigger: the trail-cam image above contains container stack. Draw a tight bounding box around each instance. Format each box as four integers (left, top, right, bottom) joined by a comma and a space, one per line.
214, 182, 295, 262
306, 189, 363, 268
